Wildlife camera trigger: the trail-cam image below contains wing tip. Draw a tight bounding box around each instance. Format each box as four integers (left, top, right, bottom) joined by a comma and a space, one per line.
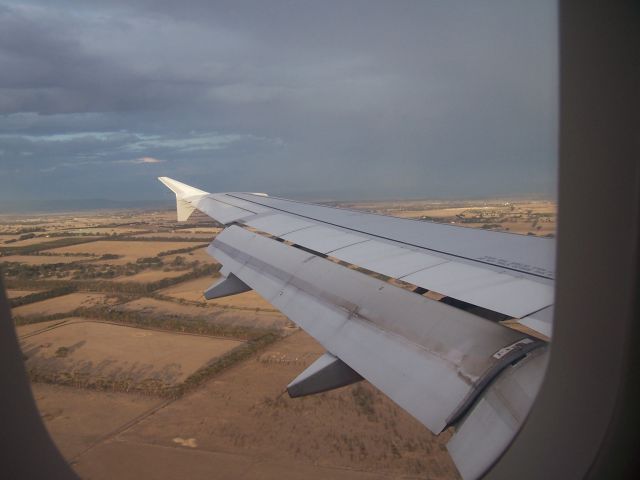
157, 176, 207, 221
157, 176, 208, 198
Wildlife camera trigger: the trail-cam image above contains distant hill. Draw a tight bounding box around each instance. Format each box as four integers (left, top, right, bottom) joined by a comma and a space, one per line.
0, 198, 172, 214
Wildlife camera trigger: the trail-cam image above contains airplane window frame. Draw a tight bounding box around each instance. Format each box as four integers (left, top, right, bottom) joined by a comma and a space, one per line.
0, 1, 637, 479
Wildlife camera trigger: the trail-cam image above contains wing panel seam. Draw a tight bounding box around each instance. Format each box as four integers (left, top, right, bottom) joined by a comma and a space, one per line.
226, 193, 553, 280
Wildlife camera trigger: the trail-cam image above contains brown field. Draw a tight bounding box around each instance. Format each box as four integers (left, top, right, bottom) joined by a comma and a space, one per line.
17, 318, 70, 336
32, 383, 163, 459
67, 330, 458, 480
47, 240, 206, 264
12, 293, 110, 318
21, 319, 243, 387
7, 288, 44, 299
1, 234, 23, 243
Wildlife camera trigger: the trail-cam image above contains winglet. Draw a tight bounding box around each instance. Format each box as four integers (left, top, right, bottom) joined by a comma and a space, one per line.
158, 177, 209, 221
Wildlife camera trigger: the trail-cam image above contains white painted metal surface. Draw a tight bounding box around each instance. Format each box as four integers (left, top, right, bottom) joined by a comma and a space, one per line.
193, 196, 256, 224
459, 278, 554, 319
281, 225, 368, 253
229, 192, 556, 279
331, 240, 448, 278
209, 193, 272, 215
245, 213, 315, 236
158, 177, 208, 221
402, 262, 554, 318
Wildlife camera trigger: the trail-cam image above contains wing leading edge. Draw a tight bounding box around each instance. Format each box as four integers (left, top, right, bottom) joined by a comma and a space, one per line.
159, 177, 553, 478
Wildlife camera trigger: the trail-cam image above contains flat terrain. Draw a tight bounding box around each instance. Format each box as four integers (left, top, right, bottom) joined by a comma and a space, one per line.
12, 293, 110, 318
340, 198, 556, 236
1, 198, 555, 479
40, 331, 458, 480
21, 319, 242, 388
47, 240, 206, 265
117, 331, 456, 477
32, 383, 163, 459
7, 288, 44, 299
16, 318, 70, 336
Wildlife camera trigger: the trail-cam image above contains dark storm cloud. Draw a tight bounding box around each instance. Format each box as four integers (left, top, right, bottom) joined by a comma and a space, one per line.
0, 1, 557, 203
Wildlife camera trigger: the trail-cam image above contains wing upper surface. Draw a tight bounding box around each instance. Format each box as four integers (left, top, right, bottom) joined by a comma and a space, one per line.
159, 178, 555, 332
159, 177, 554, 478
227, 192, 555, 280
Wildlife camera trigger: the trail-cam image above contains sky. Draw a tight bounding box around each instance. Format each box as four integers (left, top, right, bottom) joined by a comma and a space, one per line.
0, 1, 557, 208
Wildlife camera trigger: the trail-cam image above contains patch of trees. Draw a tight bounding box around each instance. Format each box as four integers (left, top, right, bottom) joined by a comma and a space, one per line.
106, 236, 212, 242
157, 243, 209, 257
76, 263, 219, 293
55, 347, 69, 358
46, 232, 103, 238
13, 311, 70, 326
74, 302, 271, 340
0, 236, 101, 256
1, 261, 79, 280
6, 261, 217, 296
33, 251, 96, 257
15, 227, 46, 234
73, 257, 212, 284
5, 278, 77, 291
9, 284, 77, 308
72, 256, 176, 280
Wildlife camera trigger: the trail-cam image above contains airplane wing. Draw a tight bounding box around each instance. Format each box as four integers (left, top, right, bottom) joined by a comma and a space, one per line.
159, 176, 554, 479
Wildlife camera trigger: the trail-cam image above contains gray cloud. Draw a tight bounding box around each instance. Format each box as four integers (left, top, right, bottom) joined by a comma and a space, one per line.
0, 1, 557, 204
